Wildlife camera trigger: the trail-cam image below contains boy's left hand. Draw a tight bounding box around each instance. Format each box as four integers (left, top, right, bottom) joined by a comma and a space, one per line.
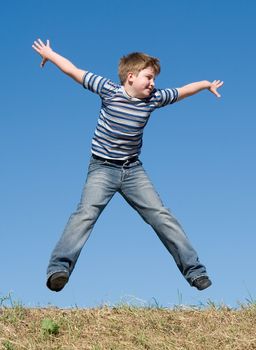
208, 80, 224, 98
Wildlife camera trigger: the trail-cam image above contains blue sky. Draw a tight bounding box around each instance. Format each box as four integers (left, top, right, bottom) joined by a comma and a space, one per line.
1, 0, 255, 308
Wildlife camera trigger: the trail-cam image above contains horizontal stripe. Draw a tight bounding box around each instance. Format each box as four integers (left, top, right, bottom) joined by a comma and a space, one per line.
96, 125, 142, 140
94, 131, 141, 146
99, 112, 145, 130
93, 133, 141, 149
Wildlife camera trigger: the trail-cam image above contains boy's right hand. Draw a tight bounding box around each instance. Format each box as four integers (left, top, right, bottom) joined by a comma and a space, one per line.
32, 38, 85, 84
32, 39, 52, 68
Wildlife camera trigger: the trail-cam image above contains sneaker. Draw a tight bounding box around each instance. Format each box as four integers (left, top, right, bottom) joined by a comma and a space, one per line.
47, 271, 69, 292
192, 276, 212, 291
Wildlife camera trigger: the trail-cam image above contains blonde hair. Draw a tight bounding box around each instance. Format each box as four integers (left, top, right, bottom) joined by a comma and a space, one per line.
118, 52, 161, 85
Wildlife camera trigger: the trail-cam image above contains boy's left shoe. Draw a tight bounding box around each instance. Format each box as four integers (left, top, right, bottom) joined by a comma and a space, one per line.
46, 271, 69, 292
192, 276, 212, 291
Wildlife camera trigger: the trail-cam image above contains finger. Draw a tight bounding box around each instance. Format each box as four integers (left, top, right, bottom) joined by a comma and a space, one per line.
46, 39, 50, 47
210, 87, 220, 98
32, 44, 41, 53
40, 58, 46, 68
214, 82, 223, 90
38, 38, 45, 46
214, 89, 221, 97
33, 40, 42, 49
213, 80, 221, 86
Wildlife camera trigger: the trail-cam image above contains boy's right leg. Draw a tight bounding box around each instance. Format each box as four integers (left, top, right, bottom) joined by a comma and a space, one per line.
46, 157, 119, 291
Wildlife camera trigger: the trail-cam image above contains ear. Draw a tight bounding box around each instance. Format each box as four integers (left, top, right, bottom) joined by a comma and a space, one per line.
127, 71, 135, 83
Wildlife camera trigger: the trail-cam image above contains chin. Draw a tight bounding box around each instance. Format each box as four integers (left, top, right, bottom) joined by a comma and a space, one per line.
141, 91, 151, 98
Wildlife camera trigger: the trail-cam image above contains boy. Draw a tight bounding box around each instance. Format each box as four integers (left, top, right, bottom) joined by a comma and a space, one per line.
32, 39, 223, 293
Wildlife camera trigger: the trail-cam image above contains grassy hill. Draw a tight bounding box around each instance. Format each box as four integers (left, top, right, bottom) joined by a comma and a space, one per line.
0, 302, 256, 349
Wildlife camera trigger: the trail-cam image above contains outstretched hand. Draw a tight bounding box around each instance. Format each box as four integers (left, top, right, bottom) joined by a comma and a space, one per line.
32, 39, 52, 68
208, 80, 224, 98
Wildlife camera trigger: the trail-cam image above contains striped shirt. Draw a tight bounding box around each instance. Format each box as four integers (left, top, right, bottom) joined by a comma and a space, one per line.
83, 71, 178, 160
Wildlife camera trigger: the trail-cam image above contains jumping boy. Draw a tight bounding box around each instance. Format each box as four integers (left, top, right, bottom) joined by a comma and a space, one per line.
32, 39, 223, 293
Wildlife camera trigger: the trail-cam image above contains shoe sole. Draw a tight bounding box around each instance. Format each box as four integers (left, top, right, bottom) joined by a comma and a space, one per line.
192, 277, 212, 291
196, 280, 212, 290
47, 272, 69, 292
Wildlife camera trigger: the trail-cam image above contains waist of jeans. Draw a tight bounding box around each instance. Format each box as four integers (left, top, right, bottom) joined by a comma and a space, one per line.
92, 154, 139, 166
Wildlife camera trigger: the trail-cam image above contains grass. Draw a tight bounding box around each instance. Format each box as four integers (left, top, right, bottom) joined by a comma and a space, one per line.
0, 296, 256, 349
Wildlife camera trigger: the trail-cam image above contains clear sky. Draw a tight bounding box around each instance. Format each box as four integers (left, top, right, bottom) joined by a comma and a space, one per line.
1, 0, 255, 308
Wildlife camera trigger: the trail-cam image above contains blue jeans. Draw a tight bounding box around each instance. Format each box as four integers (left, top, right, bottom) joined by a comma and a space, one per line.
47, 156, 208, 285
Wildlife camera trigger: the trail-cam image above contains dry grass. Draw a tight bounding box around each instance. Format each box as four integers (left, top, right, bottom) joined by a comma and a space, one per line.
0, 302, 256, 350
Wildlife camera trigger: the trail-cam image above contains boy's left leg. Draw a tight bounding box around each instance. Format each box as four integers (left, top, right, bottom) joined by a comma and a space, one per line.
119, 162, 211, 289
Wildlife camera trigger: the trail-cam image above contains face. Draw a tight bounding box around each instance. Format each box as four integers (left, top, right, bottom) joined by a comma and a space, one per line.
127, 66, 156, 98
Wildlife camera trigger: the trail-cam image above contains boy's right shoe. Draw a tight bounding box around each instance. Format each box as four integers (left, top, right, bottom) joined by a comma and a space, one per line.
46, 271, 69, 292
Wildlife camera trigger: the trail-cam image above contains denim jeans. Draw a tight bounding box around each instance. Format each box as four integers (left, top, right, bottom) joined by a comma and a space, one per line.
47, 156, 207, 285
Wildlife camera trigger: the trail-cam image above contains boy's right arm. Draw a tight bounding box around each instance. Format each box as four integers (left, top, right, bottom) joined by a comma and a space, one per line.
32, 39, 85, 84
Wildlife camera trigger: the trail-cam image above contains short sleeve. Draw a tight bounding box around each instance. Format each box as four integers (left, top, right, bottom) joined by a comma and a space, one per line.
151, 88, 179, 108
83, 71, 120, 99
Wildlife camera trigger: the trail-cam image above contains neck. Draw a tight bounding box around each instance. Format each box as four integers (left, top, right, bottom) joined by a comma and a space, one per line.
123, 82, 137, 98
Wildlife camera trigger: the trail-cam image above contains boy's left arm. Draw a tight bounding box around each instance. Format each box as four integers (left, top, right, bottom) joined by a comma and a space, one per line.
177, 80, 224, 100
